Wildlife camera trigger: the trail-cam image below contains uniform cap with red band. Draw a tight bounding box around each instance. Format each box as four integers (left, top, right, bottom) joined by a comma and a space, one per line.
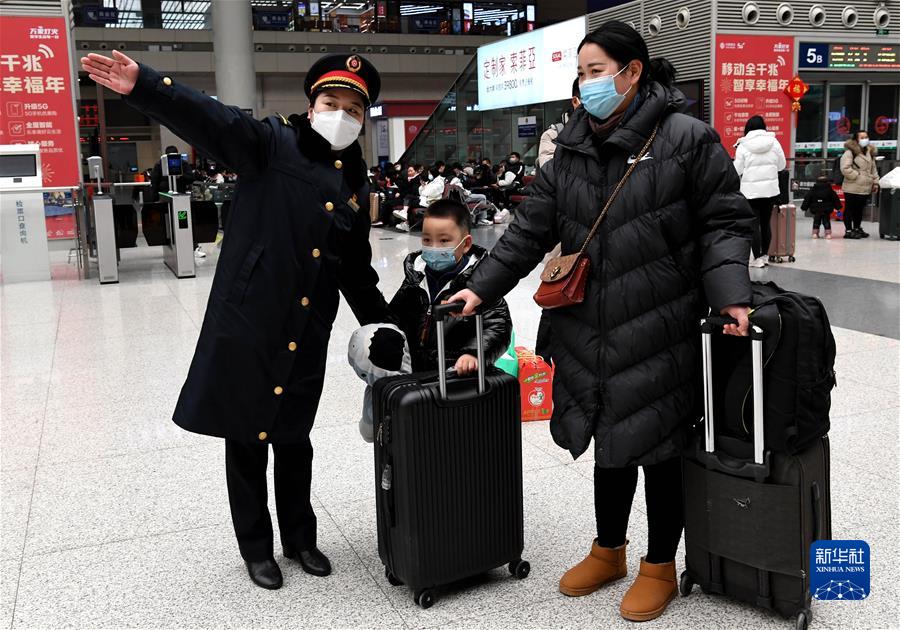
304, 53, 381, 107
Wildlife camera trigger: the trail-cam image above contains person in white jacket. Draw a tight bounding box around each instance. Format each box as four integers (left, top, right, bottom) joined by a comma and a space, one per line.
733, 115, 786, 267
419, 165, 446, 208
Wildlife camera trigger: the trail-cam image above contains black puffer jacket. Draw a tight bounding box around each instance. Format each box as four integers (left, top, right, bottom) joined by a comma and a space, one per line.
801, 181, 842, 216
468, 82, 754, 467
390, 245, 512, 372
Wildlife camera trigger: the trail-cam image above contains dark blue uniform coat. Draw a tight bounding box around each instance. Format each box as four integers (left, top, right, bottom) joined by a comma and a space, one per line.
124, 64, 392, 444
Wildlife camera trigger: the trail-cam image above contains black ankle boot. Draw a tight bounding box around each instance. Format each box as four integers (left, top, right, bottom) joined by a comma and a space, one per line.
284, 544, 332, 577
245, 558, 283, 589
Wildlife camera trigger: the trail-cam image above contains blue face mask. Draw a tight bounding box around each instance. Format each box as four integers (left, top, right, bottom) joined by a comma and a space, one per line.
421, 239, 466, 272
579, 66, 632, 120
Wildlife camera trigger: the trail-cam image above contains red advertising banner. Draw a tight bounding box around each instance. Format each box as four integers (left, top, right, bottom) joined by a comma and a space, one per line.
0, 15, 80, 239
404, 119, 427, 148
714, 34, 794, 159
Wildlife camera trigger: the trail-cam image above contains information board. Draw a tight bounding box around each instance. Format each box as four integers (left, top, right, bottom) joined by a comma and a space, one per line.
799, 42, 899, 70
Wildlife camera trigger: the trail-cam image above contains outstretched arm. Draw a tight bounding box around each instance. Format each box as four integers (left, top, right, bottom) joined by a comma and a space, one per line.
81, 51, 270, 177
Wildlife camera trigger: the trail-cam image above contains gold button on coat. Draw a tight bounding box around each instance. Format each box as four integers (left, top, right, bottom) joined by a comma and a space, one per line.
258, 431, 267, 441
334, 160, 343, 169
300, 297, 310, 307
162, 76, 173, 86
312, 248, 321, 258
274, 386, 284, 395
288, 341, 297, 351
325, 202, 334, 211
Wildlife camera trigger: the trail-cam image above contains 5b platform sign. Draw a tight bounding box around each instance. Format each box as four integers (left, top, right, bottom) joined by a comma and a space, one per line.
713, 34, 794, 159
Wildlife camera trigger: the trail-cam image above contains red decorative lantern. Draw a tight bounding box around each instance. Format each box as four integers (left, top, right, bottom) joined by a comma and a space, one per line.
784, 76, 810, 112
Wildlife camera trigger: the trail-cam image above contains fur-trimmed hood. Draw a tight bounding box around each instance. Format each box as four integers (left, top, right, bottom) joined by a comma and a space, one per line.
844, 138, 878, 158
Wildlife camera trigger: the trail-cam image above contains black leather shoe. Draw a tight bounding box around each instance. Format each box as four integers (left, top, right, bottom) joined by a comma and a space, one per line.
245, 559, 283, 590
284, 544, 332, 577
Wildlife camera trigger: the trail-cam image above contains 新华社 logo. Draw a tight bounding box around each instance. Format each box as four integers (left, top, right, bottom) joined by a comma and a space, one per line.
810, 540, 870, 601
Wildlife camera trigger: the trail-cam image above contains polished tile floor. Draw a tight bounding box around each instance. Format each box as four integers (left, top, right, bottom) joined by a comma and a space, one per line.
1, 217, 898, 629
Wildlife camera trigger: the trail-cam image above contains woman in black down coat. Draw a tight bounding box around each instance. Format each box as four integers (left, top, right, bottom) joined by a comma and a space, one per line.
450, 22, 754, 622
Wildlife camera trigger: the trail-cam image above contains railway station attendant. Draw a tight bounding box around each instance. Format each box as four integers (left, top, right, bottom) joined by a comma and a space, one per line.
81, 50, 394, 590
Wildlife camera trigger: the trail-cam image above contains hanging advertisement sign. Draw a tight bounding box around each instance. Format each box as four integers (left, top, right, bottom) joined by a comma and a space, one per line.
477, 17, 586, 111
404, 119, 426, 148
0, 15, 80, 239
713, 34, 794, 159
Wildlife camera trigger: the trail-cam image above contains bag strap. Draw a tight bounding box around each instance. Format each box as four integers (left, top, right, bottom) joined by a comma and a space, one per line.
578, 120, 661, 256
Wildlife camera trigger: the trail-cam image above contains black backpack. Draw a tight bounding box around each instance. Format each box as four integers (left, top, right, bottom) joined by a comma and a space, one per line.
832, 155, 844, 186
713, 282, 836, 456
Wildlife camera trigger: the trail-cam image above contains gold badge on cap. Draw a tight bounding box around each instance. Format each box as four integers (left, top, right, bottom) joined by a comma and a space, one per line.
346, 55, 362, 73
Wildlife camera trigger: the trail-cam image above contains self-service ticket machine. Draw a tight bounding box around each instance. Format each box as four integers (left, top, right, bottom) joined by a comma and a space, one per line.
88, 156, 119, 284
0, 144, 51, 283
160, 153, 195, 278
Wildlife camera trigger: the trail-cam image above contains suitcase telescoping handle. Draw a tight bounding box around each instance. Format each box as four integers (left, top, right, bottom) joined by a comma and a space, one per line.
432, 301, 486, 399
700, 317, 765, 464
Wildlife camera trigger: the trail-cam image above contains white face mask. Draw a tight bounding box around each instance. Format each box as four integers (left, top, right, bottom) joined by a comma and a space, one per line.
859, 138, 870, 147
310, 109, 362, 151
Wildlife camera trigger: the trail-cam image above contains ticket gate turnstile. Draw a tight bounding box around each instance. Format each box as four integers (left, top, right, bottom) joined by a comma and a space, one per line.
162, 192, 195, 278
91, 194, 118, 284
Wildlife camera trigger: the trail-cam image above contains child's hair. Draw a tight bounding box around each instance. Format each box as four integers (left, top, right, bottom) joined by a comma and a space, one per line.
425, 199, 471, 233
816, 175, 830, 184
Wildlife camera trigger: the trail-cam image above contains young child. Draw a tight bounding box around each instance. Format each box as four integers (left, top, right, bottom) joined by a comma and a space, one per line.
390, 199, 512, 374
802, 175, 842, 240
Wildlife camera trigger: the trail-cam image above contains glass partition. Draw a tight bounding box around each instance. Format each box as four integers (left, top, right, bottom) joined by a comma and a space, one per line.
827, 84, 863, 155
399, 56, 568, 167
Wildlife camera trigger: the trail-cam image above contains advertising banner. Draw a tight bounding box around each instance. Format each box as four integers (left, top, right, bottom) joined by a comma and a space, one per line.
713, 34, 794, 159
477, 17, 586, 111
404, 119, 426, 148
0, 15, 80, 239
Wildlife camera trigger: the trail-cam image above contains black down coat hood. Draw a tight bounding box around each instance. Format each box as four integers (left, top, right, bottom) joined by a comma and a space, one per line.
467, 82, 755, 467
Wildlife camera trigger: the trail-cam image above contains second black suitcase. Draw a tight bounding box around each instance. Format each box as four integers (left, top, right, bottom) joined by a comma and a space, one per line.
373, 302, 528, 608
879, 187, 900, 240
680, 317, 832, 630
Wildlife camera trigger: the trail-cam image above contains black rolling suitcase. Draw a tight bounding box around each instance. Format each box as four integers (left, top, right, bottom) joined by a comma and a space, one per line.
680, 317, 832, 630
879, 187, 900, 240
373, 303, 529, 609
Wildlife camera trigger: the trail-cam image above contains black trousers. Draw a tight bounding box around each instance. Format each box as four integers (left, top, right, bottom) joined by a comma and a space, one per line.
843, 192, 868, 231
749, 197, 775, 259
225, 438, 317, 562
812, 213, 832, 231
594, 456, 684, 564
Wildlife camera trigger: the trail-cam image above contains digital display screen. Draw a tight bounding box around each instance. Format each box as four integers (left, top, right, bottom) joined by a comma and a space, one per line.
0, 154, 37, 178
829, 44, 899, 69
166, 154, 183, 175
477, 17, 586, 111
800, 42, 900, 70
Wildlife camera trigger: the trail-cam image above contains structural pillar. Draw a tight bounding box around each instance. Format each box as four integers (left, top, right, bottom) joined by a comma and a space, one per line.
212, 1, 256, 113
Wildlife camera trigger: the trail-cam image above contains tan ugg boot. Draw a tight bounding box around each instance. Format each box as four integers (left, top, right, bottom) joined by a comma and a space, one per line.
558, 540, 628, 597
619, 557, 677, 622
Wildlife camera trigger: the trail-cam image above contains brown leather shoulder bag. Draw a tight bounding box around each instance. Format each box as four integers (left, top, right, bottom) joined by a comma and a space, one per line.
533, 122, 660, 310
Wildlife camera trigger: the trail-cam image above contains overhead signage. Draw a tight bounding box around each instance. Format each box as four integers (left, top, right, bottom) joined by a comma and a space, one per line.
799, 43, 899, 70
477, 17, 586, 111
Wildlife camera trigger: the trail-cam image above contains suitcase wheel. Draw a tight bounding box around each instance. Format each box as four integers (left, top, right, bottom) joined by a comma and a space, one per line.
796, 609, 812, 630
678, 571, 694, 597
414, 588, 435, 609
508, 559, 531, 580
384, 567, 403, 587
788, 256, 796, 263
